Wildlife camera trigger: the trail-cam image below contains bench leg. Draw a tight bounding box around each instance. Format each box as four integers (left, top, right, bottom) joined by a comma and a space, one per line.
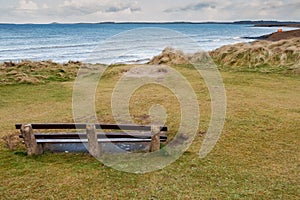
150, 125, 161, 152
86, 124, 101, 157
21, 124, 43, 155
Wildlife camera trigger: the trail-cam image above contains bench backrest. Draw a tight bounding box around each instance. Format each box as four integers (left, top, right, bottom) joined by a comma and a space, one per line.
15, 123, 168, 131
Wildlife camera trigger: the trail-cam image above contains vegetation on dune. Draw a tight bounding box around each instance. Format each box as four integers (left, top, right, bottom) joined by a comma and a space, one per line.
210, 37, 300, 73
0, 60, 81, 84
149, 37, 300, 74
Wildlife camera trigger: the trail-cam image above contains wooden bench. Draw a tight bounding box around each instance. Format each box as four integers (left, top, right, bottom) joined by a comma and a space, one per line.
16, 123, 167, 156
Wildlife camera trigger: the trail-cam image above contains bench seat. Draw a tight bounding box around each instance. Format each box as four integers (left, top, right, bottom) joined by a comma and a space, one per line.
19, 132, 167, 143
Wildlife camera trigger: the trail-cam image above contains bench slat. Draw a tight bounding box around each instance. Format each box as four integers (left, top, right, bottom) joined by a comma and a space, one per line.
36, 138, 164, 143
19, 132, 167, 140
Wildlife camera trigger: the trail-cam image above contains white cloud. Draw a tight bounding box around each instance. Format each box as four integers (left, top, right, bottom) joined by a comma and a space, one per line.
18, 0, 38, 10
219, 0, 300, 20
164, 2, 217, 13
62, 0, 94, 8
60, 0, 141, 15
0, 0, 299, 23
42, 3, 49, 9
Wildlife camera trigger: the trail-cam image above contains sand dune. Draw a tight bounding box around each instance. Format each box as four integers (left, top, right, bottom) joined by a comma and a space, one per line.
149, 36, 300, 74
210, 37, 300, 72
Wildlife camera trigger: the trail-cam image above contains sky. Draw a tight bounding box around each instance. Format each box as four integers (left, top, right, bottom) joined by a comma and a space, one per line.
0, 0, 299, 23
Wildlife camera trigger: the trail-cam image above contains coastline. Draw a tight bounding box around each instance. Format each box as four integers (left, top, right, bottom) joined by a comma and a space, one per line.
1, 28, 300, 85
0, 22, 298, 64
254, 24, 300, 28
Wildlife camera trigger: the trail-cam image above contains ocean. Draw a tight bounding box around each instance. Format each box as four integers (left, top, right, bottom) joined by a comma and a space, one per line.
0, 23, 296, 64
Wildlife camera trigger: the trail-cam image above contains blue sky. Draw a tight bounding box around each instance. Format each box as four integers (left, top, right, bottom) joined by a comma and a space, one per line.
0, 0, 299, 23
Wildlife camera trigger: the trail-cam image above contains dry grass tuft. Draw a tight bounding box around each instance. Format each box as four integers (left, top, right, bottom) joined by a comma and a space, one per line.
148, 47, 189, 65
148, 47, 211, 66
2, 133, 23, 151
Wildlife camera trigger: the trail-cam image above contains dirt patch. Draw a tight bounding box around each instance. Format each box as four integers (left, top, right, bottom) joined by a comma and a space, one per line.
125, 65, 169, 78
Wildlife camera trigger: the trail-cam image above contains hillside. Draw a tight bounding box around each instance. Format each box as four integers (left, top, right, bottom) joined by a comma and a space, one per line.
261, 29, 300, 41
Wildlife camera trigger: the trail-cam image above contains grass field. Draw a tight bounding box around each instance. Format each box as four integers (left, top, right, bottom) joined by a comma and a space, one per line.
0, 64, 299, 199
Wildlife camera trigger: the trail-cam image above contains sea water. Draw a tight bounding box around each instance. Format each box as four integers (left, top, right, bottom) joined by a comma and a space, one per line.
0, 23, 296, 64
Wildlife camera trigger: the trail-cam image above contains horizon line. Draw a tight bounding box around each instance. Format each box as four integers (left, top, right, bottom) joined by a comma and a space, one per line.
1, 20, 300, 25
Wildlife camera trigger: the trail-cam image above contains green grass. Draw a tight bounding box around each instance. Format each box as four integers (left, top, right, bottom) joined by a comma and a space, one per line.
0, 64, 299, 199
